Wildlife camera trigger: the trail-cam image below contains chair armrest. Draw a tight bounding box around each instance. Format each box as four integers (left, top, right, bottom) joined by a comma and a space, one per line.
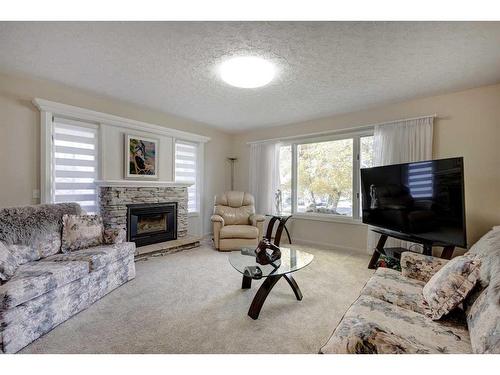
249, 214, 265, 226
400, 251, 449, 283
211, 215, 224, 226
103, 228, 127, 245
211, 215, 224, 250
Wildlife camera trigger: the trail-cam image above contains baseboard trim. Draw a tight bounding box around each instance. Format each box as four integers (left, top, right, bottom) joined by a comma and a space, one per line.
200, 232, 366, 254
292, 237, 366, 254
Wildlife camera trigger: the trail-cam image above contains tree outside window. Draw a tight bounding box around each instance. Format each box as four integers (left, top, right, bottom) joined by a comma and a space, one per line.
297, 138, 353, 216
278, 134, 374, 219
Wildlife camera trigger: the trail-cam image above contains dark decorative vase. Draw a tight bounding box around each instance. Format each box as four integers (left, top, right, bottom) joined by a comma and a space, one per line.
255, 238, 281, 266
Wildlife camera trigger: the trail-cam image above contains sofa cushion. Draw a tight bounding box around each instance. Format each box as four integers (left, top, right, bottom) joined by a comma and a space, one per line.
0, 241, 18, 282
320, 295, 471, 354
0, 203, 82, 247
361, 267, 429, 315
33, 231, 62, 258
0, 261, 89, 309
42, 242, 135, 272
401, 251, 449, 283
103, 228, 126, 245
466, 286, 500, 353
5, 243, 41, 266
423, 255, 481, 320
1, 240, 46, 283
220, 225, 258, 239
61, 214, 104, 252
467, 226, 500, 304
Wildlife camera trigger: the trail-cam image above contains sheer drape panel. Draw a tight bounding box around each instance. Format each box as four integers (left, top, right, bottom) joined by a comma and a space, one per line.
367, 117, 434, 253
249, 142, 280, 215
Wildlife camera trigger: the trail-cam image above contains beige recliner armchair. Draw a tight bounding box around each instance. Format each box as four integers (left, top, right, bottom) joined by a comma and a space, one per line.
211, 191, 265, 251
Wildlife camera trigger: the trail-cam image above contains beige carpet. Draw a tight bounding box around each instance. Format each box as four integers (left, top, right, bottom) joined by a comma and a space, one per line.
20, 244, 374, 354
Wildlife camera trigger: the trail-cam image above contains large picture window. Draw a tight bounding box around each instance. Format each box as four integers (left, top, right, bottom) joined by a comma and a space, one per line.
279, 131, 373, 220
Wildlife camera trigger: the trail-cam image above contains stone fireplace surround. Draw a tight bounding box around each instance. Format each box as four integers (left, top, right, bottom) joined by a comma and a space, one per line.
97, 180, 191, 243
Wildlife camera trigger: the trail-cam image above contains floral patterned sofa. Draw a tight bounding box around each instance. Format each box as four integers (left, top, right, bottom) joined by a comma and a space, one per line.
320, 227, 500, 354
0, 203, 136, 353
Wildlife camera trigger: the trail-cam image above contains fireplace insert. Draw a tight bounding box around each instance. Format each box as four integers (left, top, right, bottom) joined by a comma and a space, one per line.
126, 202, 177, 246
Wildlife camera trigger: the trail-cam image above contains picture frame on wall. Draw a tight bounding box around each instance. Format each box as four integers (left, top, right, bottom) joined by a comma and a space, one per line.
124, 134, 159, 179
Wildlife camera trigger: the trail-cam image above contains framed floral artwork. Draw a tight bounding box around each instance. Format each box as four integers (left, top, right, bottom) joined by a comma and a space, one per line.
124, 134, 159, 179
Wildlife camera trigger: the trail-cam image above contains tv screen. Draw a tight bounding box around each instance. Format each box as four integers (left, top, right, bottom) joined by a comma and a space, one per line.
360, 157, 466, 248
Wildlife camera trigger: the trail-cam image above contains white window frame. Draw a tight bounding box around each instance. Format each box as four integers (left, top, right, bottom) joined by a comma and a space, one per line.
40, 113, 101, 205
34, 98, 210, 231
281, 129, 373, 224
173, 138, 204, 216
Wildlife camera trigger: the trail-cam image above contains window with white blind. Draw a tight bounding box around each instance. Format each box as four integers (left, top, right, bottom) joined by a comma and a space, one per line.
175, 140, 199, 213
52, 118, 98, 214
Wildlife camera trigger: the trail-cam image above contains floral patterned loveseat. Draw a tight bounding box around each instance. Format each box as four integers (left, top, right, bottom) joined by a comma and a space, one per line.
320, 227, 500, 354
0, 203, 136, 353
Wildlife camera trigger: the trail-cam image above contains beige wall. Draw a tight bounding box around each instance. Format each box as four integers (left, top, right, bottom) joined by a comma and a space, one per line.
1, 70, 499, 250
0, 72, 232, 235
232, 83, 500, 252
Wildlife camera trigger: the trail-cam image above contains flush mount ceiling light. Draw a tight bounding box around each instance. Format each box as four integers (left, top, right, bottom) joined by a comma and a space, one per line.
219, 56, 276, 88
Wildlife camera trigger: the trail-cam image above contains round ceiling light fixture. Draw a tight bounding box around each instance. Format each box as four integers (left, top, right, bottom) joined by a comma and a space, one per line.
218, 56, 276, 88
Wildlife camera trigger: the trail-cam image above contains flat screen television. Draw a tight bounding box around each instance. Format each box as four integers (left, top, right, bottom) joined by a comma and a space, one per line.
360, 157, 466, 248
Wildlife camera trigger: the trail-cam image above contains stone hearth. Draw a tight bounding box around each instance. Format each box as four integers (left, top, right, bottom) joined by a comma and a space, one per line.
97, 181, 191, 241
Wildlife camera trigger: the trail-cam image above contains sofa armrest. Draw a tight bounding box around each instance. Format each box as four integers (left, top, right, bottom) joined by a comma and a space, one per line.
400, 251, 449, 283
211, 214, 224, 226
103, 228, 127, 245
249, 214, 265, 226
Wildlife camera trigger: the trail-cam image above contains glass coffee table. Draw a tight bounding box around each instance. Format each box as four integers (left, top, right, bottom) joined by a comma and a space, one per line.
228, 247, 314, 319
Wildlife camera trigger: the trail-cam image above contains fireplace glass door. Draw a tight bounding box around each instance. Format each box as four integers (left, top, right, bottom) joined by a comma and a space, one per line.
127, 203, 177, 246
136, 213, 167, 235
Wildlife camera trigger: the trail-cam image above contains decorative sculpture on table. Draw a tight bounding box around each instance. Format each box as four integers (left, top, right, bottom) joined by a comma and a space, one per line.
255, 238, 281, 266
275, 189, 282, 215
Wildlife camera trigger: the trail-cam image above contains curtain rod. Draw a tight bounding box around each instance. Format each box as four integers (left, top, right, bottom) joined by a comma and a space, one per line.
246, 114, 437, 145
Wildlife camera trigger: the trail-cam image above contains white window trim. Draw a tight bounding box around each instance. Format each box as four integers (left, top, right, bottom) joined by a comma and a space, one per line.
41, 114, 101, 203
291, 213, 365, 225
35, 98, 210, 231
173, 138, 204, 215
34, 98, 211, 143
40, 110, 53, 203
281, 129, 373, 223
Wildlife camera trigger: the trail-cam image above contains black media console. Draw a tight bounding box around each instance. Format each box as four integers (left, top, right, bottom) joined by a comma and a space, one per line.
367, 227, 456, 269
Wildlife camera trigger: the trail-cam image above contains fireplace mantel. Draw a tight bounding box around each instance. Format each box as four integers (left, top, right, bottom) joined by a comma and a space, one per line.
95, 180, 192, 188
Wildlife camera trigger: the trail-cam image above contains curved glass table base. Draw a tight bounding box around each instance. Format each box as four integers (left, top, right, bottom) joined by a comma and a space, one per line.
229, 247, 314, 319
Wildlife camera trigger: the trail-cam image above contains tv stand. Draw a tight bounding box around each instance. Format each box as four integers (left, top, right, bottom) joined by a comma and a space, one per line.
367, 228, 455, 269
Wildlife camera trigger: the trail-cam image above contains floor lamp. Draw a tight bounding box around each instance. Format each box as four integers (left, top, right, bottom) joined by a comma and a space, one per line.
227, 157, 237, 190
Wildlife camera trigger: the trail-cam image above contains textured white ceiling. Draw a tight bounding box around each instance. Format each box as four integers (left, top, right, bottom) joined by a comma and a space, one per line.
1, 22, 499, 132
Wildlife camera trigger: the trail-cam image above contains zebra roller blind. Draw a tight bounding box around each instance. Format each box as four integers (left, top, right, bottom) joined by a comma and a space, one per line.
52, 117, 98, 214
175, 140, 198, 212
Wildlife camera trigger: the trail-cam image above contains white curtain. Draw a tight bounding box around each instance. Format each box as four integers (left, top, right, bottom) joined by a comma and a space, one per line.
249, 142, 280, 215
367, 116, 434, 253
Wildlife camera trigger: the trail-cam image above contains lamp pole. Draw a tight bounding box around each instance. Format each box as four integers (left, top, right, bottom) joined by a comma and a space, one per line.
227, 157, 238, 190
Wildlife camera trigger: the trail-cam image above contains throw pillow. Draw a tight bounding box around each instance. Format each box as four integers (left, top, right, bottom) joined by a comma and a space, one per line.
61, 214, 104, 252
423, 254, 481, 320
103, 228, 127, 245
0, 241, 18, 282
